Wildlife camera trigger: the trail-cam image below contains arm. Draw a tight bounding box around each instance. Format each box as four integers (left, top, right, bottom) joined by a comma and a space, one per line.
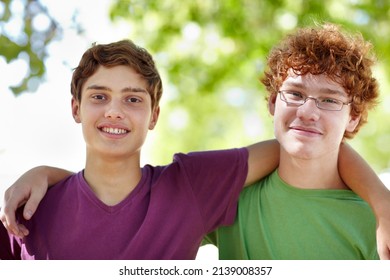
246, 139, 280, 186
339, 143, 390, 260
0, 166, 73, 238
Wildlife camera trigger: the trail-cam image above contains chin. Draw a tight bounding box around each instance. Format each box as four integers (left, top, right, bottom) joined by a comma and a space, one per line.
282, 143, 316, 160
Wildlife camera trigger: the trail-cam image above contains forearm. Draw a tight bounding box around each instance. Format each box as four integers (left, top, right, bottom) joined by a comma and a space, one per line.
245, 139, 280, 186
34, 166, 74, 187
338, 143, 389, 216
339, 143, 390, 260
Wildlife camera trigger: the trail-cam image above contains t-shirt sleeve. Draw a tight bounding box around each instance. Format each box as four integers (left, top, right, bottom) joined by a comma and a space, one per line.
173, 148, 248, 233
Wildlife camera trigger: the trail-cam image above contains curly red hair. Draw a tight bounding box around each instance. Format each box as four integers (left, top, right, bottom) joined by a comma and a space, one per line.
261, 23, 379, 139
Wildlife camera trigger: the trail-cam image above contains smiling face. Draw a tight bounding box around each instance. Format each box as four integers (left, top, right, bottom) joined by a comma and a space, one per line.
269, 73, 360, 160
72, 65, 159, 160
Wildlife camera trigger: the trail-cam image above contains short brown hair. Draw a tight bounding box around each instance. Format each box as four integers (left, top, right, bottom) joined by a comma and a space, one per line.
261, 23, 379, 139
71, 40, 163, 109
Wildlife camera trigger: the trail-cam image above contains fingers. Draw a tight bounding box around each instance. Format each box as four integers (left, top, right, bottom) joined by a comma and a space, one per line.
0, 204, 28, 238
376, 225, 390, 260
22, 188, 46, 220
16, 223, 29, 237
1, 166, 56, 239
1, 186, 30, 238
0, 183, 46, 237
378, 246, 390, 260
378, 250, 390, 260
381, 251, 390, 260
1, 190, 17, 236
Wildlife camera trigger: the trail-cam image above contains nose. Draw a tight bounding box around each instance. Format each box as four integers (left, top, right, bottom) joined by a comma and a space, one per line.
296, 98, 320, 121
104, 100, 125, 119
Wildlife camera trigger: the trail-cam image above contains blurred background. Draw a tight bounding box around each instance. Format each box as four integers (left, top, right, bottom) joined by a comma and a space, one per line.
0, 0, 389, 259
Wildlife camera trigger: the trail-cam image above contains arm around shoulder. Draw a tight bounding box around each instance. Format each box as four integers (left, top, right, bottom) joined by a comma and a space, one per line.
0, 166, 73, 238
245, 139, 280, 186
338, 143, 390, 259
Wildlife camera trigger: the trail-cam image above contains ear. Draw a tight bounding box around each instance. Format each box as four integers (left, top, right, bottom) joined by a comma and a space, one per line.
268, 94, 277, 116
71, 97, 82, 123
149, 106, 160, 130
346, 114, 361, 132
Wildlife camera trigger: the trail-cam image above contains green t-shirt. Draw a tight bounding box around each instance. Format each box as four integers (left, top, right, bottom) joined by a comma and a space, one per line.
204, 170, 378, 260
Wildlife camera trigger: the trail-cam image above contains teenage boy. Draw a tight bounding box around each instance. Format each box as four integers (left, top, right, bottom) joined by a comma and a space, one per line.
1, 38, 390, 259
0, 39, 277, 259
204, 23, 389, 259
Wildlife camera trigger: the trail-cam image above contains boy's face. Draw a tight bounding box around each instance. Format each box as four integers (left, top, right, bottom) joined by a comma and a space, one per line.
72, 65, 159, 159
269, 73, 360, 160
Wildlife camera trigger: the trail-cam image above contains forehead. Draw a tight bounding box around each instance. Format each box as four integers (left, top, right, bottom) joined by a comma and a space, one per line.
282, 72, 347, 97
82, 65, 148, 92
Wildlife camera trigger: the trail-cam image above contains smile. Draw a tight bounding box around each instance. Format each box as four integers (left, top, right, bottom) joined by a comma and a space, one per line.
101, 127, 129, 135
289, 126, 323, 135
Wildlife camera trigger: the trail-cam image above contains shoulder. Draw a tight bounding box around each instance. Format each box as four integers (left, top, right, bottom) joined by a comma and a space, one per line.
144, 148, 248, 175
45, 171, 84, 198
142, 148, 248, 189
241, 170, 277, 191
173, 148, 248, 165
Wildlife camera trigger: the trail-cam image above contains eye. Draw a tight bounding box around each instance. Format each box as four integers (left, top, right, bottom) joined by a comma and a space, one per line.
321, 97, 339, 104
126, 96, 142, 103
91, 94, 107, 101
286, 91, 304, 100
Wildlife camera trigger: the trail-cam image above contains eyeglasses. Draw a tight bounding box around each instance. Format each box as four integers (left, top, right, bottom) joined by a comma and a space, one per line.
278, 90, 352, 111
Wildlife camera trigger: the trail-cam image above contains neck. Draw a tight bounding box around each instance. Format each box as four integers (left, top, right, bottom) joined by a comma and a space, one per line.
83, 151, 142, 206
278, 148, 348, 190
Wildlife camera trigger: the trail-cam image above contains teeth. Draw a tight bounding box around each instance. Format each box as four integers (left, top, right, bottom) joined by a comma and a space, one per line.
102, 127, 128, 135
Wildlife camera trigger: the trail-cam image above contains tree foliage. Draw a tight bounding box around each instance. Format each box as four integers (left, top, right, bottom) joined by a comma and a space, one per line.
0, 0, 60, 94
2, 0, 390, 171
109, 0, 390, 170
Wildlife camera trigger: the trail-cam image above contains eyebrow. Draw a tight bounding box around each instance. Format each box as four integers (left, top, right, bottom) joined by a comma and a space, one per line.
282, 81, 346, 97
86, 85, 149, 95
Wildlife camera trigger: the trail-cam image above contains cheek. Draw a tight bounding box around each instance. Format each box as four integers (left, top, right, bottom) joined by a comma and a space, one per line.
272, 111, 289, 141
78, 106, 102, 136
323, 115, 350, 141
131, 109, 153, 130
80, 103, 102, 120
273, 104, 294, 126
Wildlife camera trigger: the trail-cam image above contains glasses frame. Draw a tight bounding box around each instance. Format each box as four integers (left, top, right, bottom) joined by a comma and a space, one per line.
278, 90, 352, 111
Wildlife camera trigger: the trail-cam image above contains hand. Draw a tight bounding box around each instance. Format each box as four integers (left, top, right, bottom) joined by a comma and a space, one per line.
377, 222, 390, 260
0, 167, 49, 238
376, 195, 390, 260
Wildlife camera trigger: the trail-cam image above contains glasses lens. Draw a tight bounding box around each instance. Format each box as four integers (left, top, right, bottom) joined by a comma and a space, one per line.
280, 91, 349, 111
280, 91, 303, 105
317, 100, 343, 111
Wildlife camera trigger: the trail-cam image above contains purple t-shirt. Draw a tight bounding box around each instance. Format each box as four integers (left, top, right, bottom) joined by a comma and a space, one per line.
0, 148, 248, 260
